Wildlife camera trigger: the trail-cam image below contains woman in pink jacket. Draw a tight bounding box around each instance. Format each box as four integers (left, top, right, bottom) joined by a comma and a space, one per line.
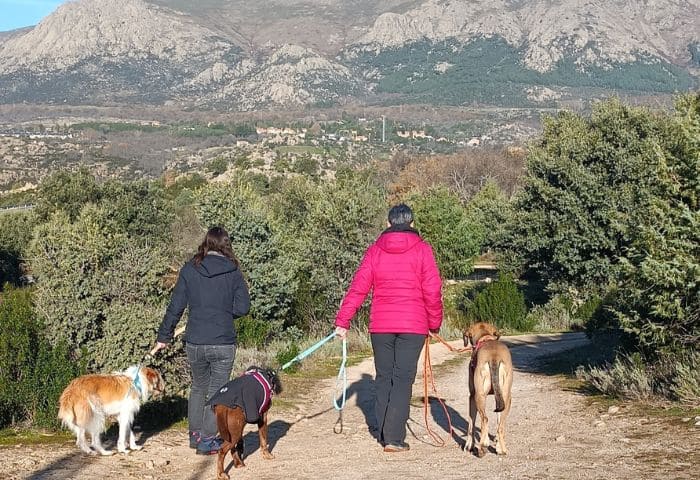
334, 204, 443, 453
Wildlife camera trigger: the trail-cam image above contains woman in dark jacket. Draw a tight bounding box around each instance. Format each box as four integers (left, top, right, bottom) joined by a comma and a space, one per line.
152, 226, 250, 455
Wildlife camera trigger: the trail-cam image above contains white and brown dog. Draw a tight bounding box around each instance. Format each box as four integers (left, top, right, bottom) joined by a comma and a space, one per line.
58, 365, 164, 455
463, 322, 513, 457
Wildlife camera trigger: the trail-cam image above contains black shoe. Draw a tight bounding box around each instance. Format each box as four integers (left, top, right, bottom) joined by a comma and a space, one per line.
383, 441, 410, 452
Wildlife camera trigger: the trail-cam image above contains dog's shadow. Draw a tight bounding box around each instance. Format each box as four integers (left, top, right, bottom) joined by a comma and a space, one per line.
221, 419, 291, 472
99, 396, 187, 449
426, 396, 470, 448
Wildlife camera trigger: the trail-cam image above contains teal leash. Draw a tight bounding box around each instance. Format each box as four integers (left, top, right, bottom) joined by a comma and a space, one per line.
281, 332, 337, 370
333, 338, 347, 434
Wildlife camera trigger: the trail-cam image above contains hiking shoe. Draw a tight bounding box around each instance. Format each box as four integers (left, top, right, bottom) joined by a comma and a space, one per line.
383, 442, 410, 453
189, 431, 201, 449
196, 436, 222, 455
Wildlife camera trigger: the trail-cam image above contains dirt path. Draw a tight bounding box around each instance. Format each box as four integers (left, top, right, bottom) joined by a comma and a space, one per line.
5, 333, 698, 480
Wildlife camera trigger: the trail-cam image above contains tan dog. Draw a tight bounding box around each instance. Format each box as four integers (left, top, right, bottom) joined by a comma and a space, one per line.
58, 366, 165, 455
463, 322, 513, 457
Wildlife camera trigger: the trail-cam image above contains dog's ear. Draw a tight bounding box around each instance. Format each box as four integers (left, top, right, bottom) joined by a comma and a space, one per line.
264, 368, 283, 395
144, 368, 165, 394
462, 330, 471, 348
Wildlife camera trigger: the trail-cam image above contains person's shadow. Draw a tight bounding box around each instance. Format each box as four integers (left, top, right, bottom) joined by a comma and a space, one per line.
336, 373, 379, 439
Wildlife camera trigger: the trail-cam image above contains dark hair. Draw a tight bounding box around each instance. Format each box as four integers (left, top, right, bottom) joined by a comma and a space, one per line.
388, 204, 413, 226
193, 226, 239, 267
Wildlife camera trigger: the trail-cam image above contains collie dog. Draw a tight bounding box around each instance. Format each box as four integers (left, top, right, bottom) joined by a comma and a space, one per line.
58, 366, 165, 455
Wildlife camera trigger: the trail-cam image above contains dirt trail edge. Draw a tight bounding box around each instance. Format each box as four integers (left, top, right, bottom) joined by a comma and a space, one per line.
6, 332, 698, 480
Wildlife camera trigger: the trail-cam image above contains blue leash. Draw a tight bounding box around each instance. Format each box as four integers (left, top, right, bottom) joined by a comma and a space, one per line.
280, 331, 348, 434
333, 338, 347, 434
281, 332, 337, 370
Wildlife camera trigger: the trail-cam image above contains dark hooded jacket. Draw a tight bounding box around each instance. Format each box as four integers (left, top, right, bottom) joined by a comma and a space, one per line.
157, 253, 250, 345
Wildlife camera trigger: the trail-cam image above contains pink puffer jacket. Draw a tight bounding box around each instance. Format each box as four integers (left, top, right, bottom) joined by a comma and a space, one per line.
335, 230, 443, 334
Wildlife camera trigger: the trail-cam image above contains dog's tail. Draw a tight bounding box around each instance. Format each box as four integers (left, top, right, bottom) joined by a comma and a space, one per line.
490, 359, 505, 413
57, 387, 93, 430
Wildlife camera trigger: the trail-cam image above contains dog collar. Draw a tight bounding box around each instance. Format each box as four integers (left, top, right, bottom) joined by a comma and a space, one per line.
126, 366, 144, 400
245, 370, 273, 414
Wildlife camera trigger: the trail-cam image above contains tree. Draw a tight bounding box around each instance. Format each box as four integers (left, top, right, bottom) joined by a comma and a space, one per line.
502, 99, 670, 295
271, 170, 385, 333
0, 211, 35, 287
35, 168, 100, 221
613, 93, 700, 354
409, 187, 482, 278
195, 180, 295, 328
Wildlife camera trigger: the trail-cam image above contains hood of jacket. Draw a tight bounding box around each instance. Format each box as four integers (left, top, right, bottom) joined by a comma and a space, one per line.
375, 230, 422, 254
193, 253, 238, 278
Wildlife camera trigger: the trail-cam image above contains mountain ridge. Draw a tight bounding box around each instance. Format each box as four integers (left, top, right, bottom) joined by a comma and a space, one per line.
0, 0, 697, 109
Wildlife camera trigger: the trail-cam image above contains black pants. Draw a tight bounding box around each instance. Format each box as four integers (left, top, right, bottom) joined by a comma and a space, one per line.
371, 333, 425, 445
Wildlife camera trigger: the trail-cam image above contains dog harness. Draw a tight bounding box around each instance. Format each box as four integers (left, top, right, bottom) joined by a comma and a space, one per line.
207, 369, 274, 423
245, 369, 273, 415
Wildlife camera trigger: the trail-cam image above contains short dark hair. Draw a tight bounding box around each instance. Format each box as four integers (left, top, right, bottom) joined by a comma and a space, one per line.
388, 204, 413, 226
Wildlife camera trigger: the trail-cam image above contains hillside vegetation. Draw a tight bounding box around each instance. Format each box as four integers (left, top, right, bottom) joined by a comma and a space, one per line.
0, 94, 698, 430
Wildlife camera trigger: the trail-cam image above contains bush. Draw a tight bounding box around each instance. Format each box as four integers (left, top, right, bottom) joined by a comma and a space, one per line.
0, 286, 81, 429
463, 276, 533, 331
275, 343, 300, 372
409, 187, 482, 278
525, 296, 575, 332
671, 352, 700, 407
235, 316, 273, 348
576, 353, 653, 401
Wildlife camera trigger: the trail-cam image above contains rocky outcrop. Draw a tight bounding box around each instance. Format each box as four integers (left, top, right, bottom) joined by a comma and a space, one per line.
357, 0, 700, 72
0, 0, 233, 72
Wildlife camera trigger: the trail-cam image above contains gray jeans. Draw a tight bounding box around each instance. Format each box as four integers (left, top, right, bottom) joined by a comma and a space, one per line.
186, 343, 236, 438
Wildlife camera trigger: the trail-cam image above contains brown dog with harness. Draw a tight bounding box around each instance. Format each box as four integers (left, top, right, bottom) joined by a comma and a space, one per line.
463, 322, 513, 457
207, 366, 282, 480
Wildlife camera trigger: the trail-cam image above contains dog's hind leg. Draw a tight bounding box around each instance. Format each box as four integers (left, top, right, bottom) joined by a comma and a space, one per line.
217, 442, 233, 480
476, 364, 491, 457
258, 411, 274, 460
495, 365, 512, 456
74, 427, 95, 455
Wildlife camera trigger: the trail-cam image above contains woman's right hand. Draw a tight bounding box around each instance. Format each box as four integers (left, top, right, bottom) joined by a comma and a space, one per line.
334, 326, 348, 339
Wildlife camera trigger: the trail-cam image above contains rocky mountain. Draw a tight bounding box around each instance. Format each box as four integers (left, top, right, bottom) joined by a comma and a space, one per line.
0, 0, 697, 110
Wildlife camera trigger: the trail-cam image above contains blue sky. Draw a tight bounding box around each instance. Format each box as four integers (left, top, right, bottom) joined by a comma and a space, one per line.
0, 0, 70, 32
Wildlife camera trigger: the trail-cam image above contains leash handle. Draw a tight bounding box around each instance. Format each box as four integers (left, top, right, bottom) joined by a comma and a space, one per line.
333, 338, 347, 434
333, 338, 347, 411
281, 332, 337, 370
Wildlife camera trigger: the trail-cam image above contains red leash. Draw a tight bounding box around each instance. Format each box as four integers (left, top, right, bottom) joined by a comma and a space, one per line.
421, 335, 472, 447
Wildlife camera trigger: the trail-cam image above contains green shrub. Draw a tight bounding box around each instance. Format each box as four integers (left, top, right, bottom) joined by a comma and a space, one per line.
671, 352, 700, 407
464, 276, 532, 331
0, 286, 82, 429
235, 316, 273, 348
525, 296, 575, 332
576, 353, 653, 401
275, 343, 300, 372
